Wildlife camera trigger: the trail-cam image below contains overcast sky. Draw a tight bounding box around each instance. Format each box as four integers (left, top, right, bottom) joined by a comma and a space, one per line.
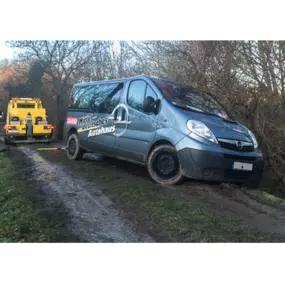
0, 41, 14, 59
0, 41, 120, 60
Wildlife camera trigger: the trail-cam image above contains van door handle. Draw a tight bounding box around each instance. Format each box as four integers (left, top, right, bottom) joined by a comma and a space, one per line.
110, 108, 131, 124
108, 110, 117, 121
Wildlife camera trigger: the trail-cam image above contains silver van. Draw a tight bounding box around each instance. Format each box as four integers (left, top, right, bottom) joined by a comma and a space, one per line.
63, 75, 264, 187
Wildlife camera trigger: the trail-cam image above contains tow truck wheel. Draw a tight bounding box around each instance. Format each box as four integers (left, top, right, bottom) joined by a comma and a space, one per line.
4, 136, 9, 145
66, 133, 85, 160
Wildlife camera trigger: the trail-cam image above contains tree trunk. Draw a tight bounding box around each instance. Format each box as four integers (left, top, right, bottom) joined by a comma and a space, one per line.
53, 95, 65, 140
258, 41, 273, 93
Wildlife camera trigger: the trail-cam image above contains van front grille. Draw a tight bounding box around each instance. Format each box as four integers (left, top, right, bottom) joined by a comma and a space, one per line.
218, 138, 254, 152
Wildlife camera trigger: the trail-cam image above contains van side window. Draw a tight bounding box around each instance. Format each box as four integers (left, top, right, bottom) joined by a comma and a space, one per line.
90, 82, 124, 113
127, 81, 158, 113
70, 86, 95, 109
145, 85, 157, 101
127, 80, 147, 112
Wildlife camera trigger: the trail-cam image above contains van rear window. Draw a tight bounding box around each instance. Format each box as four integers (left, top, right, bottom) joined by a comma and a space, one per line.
17, 104, 35, 108
70, 86, 95, 109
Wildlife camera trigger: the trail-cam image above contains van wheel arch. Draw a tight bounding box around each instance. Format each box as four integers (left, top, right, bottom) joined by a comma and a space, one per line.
147, 139, 175, 161
67, 127, 77, 137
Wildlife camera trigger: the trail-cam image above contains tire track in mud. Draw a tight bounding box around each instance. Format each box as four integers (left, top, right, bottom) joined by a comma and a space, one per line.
18, 146, 154, 242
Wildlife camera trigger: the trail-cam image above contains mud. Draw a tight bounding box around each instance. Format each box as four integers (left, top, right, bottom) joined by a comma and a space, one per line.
19, 146, 154, 242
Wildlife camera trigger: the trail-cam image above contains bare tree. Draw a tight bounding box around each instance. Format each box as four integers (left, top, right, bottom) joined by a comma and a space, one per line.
9, 40, 110, 138
3, 40, 285, 193
127, 40, 285, 192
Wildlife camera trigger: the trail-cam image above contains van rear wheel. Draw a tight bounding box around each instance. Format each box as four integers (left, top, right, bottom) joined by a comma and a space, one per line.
66, 133, 85, 160
147, 144, 183, 185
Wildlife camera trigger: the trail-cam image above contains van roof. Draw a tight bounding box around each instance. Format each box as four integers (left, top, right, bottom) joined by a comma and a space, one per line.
73, 75, 163, 87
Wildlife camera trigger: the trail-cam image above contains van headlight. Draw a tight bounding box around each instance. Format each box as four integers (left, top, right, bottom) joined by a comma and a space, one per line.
248, 129, 258, 149
187, 120, 218, 144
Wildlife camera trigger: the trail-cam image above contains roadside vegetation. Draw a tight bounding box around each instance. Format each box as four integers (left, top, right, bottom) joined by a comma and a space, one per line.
0, 145, 74, 242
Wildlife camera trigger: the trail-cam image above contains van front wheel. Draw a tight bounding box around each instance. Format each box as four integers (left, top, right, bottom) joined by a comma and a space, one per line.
66, 133, 85, 160
147, 144, 183, 185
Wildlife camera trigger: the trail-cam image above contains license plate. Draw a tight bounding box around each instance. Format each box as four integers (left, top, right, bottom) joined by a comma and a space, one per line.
7, 130, 19, 133
232, 161, 253, 171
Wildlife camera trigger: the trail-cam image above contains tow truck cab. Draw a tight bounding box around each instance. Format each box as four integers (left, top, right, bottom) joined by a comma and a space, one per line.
4, 97, 53, 143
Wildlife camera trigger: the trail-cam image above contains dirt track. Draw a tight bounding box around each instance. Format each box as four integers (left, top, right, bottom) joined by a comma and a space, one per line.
2, 138, 285, 242
19, 146, 154, 242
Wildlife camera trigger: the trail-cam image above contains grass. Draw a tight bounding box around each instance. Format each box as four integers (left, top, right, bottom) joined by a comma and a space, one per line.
0, 151, 58, 242
245, 189, 285, 208
0, 144, 5, 152
40, 151, 284, 242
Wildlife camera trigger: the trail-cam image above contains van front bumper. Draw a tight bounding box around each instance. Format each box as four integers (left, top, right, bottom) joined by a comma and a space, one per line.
177, 148, 264, 185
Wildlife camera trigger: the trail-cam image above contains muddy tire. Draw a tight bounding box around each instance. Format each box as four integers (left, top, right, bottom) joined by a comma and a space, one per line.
147, 144, 183, 185
66, 133, 85, 160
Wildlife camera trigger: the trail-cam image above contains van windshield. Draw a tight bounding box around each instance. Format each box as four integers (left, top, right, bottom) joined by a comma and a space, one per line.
152, 79, 229, 119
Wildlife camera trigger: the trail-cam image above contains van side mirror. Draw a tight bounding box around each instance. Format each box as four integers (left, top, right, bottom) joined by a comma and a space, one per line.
143, 97, 160, 115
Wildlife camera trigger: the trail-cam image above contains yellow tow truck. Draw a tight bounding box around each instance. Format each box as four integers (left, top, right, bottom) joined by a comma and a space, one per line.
4, 97, 53, 144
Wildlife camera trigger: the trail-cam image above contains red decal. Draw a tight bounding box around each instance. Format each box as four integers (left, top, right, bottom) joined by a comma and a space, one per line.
67, 117, 78, 125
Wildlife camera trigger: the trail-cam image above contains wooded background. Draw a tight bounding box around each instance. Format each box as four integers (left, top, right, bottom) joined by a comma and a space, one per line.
0, 41, 284, 193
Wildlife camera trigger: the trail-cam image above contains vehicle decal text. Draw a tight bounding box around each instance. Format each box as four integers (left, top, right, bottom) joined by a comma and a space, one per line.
88, 126, 116, 137
75, 104, 131, 137
77, 115, 109, 133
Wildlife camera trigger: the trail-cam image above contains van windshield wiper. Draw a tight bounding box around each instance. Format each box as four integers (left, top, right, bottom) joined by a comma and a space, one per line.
172, 102, 204, 113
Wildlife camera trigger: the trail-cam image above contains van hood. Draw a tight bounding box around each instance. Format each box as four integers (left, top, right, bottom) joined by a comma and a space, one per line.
179, 110, 252, 142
